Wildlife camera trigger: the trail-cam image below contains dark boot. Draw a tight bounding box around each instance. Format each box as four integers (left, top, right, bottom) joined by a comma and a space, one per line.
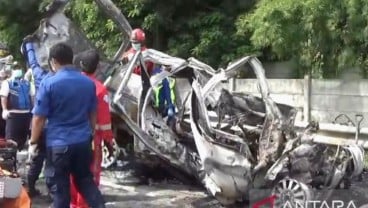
27, 187, 41, 198
27, 174, 42, 197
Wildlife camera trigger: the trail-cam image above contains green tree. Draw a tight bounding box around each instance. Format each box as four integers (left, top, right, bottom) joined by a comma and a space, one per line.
67, 0, 257, 68
0, 0, 256, 69
140, 0, 257, 68
0, 0, 45, 60
236, 0, 368, 78
65, 0, 142, 57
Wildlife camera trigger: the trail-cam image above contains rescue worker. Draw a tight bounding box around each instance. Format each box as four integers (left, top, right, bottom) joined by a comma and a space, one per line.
0, 67, 35, 150
121, 28, 154, 76
152, 65, 176, 126
0, 69, 9, 139
70, 49, 114, 208
28, 43, 106, 208
22, 36, 54, 197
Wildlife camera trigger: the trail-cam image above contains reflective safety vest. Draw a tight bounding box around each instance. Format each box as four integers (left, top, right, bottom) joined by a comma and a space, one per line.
8, 79, 31, 110
153, 78, 176, 108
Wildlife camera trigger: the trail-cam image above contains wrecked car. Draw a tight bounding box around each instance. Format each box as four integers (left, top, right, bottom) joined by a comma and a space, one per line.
29, 0, 365, 206
109, 51, 365, 205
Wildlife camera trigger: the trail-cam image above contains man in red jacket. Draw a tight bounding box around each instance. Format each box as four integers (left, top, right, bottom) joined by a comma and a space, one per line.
121, 28, 154, 75
70, 49, 114, 208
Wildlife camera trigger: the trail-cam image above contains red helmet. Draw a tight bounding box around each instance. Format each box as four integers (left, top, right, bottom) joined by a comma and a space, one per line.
130, 28, 145, 43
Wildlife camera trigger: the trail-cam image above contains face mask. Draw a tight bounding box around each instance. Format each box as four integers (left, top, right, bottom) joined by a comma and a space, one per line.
132, 42, 141, 51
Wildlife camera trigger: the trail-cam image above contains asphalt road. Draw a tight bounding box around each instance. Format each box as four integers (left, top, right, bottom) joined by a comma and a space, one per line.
30, 174, 220, 208
15, 150, 221, 208
19, 152, 368, 208
28, 169, 368, 208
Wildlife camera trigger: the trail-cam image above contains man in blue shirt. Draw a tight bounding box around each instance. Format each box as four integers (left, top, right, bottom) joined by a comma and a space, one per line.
22, 37, 54, 197
28, 43, 105, 208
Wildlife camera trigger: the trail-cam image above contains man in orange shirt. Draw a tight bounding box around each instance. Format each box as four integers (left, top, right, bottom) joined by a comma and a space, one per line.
70, 49, 114, 208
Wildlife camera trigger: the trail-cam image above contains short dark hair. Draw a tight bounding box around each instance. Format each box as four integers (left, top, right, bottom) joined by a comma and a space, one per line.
49, 43, 73, 65
73, 49, 99, 74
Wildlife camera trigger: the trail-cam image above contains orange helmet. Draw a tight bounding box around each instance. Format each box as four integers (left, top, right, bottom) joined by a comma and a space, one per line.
130, 28, 145, 43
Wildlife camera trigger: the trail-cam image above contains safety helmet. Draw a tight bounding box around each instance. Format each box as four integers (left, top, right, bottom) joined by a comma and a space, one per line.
130, 28, 145, 43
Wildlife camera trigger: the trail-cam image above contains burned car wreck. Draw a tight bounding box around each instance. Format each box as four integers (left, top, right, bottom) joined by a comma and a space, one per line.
28, 1, 365, 206
107, 51, 364, 205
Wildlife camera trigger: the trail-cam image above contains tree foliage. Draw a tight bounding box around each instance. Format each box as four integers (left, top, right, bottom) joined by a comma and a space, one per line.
236, 0, 368, 78
2, 0, 368, 78
0, 0, 44, 59
67, 0, 256, 68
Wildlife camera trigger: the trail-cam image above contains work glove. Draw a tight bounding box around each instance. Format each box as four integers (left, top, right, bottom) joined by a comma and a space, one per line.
2, 110, 10, 120
27, 140, 38, 162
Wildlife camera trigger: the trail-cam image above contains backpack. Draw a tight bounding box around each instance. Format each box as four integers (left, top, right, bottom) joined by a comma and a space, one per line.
7, 79, 31, 110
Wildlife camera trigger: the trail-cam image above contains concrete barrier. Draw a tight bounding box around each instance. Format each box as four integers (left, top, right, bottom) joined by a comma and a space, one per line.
230, 77, 368, 127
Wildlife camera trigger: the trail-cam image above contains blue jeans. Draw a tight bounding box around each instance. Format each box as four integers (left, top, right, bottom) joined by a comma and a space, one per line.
45, 140, 105, 208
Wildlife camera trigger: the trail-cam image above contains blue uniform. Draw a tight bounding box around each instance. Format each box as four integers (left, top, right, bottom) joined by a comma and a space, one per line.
152, 67, 175, 121
23, 43, 105, 207
33, 67, 97, 147
7, 79, 32, 110
33, 66, 104, 208
152, 67, 174, 112
24, 42, 53, 195
25, 43, 53, 91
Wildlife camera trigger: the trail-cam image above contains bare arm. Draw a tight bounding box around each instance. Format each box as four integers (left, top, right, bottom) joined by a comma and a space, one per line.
29, 83, 35, 107
30, 116, 46, 144
0, 81, 9, 111
1, 96, 7, 111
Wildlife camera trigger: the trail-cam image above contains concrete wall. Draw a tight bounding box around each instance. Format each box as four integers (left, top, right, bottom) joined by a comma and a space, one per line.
232, 77, 368, 127
233, 78, 306, 124
174, 75, 368, 127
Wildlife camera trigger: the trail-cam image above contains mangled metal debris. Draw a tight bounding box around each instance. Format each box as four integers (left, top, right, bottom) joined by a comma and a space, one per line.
109, 49, 365, 205
29, 1, 365, 206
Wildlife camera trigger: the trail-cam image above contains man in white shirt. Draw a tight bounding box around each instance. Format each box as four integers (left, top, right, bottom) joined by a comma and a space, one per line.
0, 69, 35, 150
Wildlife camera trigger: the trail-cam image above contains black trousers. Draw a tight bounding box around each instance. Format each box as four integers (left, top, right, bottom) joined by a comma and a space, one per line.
5, 112, 32, 150
0, 107, 6, 138
27, 131, 46, 191
45, 140, 106, 208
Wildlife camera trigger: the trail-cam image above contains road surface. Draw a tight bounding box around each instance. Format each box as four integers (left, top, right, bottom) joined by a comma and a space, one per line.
30, 171, 221, 208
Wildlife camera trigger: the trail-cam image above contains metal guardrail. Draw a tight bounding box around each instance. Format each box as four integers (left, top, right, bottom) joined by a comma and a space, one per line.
294, 114, 368, 149
294, 122, 368, 135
